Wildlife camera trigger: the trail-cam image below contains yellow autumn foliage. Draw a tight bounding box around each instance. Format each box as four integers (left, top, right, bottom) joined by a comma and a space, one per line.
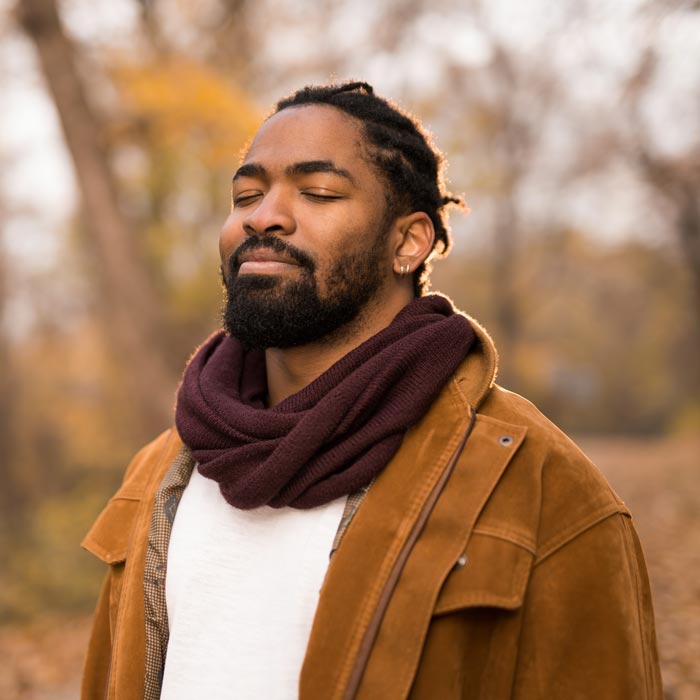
112, 57, 261, 167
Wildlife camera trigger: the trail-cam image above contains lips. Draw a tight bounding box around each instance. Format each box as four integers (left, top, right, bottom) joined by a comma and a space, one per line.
234, 247, 304, 277
236, 249, 300, 267
229, 235, 316, 280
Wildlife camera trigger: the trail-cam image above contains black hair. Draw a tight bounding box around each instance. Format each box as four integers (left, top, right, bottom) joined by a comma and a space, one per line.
274, 81, 465, 295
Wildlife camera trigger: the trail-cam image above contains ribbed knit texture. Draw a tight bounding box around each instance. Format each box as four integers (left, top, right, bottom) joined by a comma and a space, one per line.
175, 294, 476, 509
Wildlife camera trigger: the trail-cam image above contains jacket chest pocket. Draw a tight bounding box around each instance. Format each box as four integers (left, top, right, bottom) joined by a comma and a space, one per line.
407, 533, 534, 699
434, 530, 534, 615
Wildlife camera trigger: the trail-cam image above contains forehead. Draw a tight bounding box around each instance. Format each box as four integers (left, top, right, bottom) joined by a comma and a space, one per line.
243, 104, 367, 169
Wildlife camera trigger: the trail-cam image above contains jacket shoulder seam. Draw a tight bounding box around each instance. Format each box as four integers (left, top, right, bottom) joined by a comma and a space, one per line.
535, 503, 629, 565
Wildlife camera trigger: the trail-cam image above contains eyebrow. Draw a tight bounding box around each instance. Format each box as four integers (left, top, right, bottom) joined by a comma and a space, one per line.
233, 160, 355, 185
232, 162, 266, 181
286, 160, 356, 184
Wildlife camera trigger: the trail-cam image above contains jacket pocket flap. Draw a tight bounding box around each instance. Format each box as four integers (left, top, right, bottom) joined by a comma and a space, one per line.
434, 532, 533, 615
81, 495, 141, 565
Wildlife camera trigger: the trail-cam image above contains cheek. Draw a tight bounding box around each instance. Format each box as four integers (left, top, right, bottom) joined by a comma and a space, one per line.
219, 213, 244, 265
313, 231, 380, 290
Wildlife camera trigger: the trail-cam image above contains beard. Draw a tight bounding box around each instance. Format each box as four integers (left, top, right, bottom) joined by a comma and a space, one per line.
222, 232, 388, 349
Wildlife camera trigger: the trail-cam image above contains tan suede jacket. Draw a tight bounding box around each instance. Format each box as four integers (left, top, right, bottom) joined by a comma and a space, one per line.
81, 322, 662, 699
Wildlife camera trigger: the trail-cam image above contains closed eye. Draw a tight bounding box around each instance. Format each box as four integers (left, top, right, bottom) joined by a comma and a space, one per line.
233, 192, 262, 207
303, 192, 344, 202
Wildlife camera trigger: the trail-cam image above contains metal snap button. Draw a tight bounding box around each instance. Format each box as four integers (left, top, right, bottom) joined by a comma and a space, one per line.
498, 435, 514, 447
453, 553, 468, 570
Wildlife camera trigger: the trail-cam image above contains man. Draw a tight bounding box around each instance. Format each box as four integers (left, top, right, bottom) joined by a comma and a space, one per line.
81, 82, 662, 699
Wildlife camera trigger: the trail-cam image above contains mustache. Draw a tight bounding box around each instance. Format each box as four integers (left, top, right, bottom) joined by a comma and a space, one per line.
228, 235, 316, 279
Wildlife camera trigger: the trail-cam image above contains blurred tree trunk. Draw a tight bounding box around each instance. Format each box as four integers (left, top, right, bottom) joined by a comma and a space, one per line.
491, 198, 519, 386
640, 154, 700, 327
0, 225, 20, 516
481, 43, 536, 388
640, 155, 700, 396
625, 44, 700, 394
678, 183, 700, 328
17, 0, 176, 434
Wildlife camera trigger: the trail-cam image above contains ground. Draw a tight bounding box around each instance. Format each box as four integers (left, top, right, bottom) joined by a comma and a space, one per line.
1, 436, 698, 699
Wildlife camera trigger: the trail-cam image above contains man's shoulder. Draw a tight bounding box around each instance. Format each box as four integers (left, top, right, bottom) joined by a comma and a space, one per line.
81, 429, 183, 564
479, 383, 572, 438
475, 384, 627, 555
118, 428, 184, 498
479, 383, 609, 478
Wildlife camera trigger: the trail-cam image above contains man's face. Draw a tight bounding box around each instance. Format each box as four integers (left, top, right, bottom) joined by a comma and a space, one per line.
220, 104, 396, 349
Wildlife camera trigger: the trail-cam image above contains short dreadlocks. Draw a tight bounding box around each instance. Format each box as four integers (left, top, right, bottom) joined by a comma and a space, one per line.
274, 81, 465, 295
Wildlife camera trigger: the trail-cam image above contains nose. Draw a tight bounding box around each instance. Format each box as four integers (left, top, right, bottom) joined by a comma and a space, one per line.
241, 189, 296, 238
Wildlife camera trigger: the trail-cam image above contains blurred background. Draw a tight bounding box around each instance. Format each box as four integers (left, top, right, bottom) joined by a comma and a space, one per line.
0, 0, 698, 697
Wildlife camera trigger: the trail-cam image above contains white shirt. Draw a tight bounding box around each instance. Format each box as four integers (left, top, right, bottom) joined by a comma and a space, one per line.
160, 467, 347, 700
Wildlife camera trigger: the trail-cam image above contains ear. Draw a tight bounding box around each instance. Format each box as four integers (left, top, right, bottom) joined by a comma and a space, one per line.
391, 212, 435, 276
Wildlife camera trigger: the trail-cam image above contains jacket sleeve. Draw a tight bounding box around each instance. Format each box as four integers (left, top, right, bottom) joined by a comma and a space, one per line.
513, 512, 662, 699
79, 430, 176, 699
81, 569, 115, 699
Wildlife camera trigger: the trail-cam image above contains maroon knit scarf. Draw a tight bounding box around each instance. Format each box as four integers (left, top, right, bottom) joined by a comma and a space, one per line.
175, 294, 476, 509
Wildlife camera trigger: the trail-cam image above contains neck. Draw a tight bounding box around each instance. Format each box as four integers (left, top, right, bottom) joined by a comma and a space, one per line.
265, 287, 414, 407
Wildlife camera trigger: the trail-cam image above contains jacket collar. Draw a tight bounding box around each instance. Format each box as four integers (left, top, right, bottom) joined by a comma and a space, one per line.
453, 311, 499, 409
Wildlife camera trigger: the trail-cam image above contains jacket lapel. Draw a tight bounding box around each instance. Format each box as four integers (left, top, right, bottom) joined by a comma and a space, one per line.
299, 375, 470, 699
358, 413, 527, 699
106, 430, 183, 700
300, 374, 526, 699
